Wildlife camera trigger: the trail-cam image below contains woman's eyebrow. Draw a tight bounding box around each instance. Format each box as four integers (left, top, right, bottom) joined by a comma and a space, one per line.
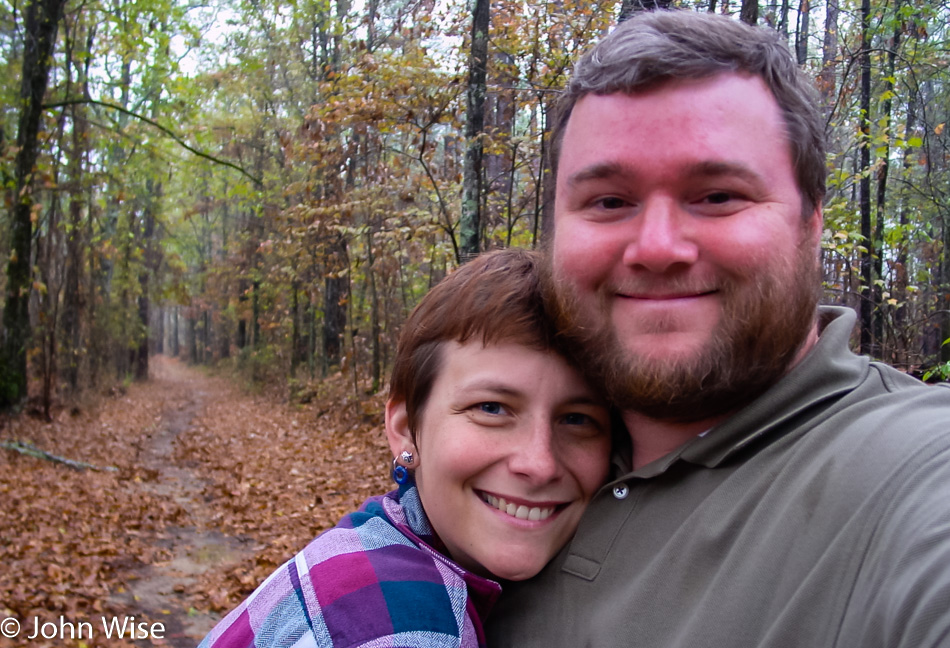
560, 395, 607, 407
458, 380, 522, 397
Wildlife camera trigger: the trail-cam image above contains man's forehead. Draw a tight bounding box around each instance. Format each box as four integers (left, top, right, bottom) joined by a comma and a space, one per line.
560, 74, 786, 163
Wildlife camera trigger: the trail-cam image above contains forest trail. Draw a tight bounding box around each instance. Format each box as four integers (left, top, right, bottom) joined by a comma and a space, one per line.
1, 357, 391, 648
105, 358, 254, 646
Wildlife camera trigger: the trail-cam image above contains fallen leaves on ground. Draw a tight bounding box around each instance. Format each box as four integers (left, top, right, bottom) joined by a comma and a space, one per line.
175, 365, 392, 614
0, 357, 392, 647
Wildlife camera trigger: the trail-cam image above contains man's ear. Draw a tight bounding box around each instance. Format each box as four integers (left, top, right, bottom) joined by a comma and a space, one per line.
385, 398, 415, 459
806, 204, 824, 249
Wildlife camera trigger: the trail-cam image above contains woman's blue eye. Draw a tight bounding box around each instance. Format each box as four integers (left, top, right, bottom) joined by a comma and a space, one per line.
478, 402, 503, 415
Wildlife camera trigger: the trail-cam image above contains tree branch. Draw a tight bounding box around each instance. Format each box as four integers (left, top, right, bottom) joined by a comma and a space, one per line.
45, 98, 263, 186
2, 440, 118, 472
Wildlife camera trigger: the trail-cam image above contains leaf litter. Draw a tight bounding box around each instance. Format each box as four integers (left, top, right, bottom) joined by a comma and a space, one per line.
0, 356, 391, 647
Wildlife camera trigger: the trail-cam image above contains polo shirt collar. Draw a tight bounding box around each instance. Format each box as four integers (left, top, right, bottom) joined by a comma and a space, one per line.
618, 306, 869, 479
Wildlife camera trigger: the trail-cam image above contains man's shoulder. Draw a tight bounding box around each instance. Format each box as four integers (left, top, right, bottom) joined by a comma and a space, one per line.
848, 360, 950, 433
798, 363, 950, 502
869, 359, 950, 394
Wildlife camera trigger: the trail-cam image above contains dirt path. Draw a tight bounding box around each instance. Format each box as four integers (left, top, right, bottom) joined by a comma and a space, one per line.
1, 355, 390, 648
107, 358, 254, 648
105, 357, 390, 648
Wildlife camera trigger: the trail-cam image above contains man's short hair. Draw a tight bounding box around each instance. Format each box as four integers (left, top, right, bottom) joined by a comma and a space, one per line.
389, 248, 560, 439
549, 10, 826, 217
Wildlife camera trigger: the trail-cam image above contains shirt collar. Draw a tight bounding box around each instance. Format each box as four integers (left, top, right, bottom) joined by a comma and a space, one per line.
615, 306, 869, 479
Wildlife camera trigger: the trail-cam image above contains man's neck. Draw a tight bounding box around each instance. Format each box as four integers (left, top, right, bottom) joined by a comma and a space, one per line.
623, 323, 822, 471
622, 411, 727, 470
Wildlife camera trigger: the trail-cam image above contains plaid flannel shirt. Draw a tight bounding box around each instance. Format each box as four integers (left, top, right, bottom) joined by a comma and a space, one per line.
198, 484, 501, 648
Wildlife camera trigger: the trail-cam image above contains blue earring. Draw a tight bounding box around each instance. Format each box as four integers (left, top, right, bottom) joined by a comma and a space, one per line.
392, 458, 410, 485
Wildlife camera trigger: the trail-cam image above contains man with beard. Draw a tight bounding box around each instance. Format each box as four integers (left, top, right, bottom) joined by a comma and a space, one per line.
485, 10, 950, 648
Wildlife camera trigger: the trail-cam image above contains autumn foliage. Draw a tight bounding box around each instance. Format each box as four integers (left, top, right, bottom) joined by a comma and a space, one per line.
2, 0, 949, 421
0, 357, 391, 646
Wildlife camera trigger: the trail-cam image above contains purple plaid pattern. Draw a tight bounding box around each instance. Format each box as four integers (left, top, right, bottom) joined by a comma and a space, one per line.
198, 485, 501, 648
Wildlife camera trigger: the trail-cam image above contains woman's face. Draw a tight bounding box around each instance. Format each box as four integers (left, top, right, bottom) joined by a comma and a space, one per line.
386, 341, 612, 581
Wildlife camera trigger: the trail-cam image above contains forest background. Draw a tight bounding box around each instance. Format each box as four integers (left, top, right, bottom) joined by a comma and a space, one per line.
1, 0, 950, 644
1, 0, 950, 414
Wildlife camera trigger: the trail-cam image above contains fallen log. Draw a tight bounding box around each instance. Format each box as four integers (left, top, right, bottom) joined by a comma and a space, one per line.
1, 440, 119, 472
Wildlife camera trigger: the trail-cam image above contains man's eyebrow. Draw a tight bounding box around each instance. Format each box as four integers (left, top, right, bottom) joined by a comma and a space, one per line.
566, 160, 767, 188
566, 162, 633, 187
686, 160, 765, 185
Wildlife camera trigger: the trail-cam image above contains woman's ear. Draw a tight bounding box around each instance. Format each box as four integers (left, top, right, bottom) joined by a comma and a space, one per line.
385, 398, 415, 460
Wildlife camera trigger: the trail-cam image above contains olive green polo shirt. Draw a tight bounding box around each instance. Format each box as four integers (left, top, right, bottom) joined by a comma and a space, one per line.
487, 306, 950, 647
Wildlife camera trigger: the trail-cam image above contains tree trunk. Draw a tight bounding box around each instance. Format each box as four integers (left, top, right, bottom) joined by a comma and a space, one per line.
186, 310, 197, 364
818, 0, 839, 114
190, 313, 199, 364
155, 306, 164, 355
291, 281, 301, 377
237, 318, 247, 350
308, 290, 317, 378
858, 0, 875, 356
894, 82, 918, 364
740, 0, 759, 26
536, 96, 556, 246
323, 234, 349, 371
366, 223, 381, 393
619, 0, 672, 21
505, 140, 519, 246
794, 0, 810, 63
135, 282, 150, 378
202, 309, 211, 363
460, 0, 490, 261
97, 56, 134, 378
365, 0, 379, 51
1, 0, 68, 408
251, 279, 261, 348
873, 13, 902, 362
38, 194, 59, 422
172, 306, 180, 358
62, 101, 88, 393
237, 278, 248, 350
135, 181, 160, 381
487, 50, 517, 245
942, 221, 950, 364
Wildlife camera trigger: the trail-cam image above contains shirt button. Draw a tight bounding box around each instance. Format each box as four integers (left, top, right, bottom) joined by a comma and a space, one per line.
613, 484, 629, 500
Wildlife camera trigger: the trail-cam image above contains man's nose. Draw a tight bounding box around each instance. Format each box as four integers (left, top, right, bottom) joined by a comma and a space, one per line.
621, 197, 699, 273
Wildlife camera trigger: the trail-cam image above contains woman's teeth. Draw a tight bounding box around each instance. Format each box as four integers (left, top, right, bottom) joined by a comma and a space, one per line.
482, 493, 554, 521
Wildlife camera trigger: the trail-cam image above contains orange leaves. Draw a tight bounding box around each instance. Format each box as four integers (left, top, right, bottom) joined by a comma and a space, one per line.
167, 365, 391, 614
0, 441, 178, 634
1, 358, 392, 643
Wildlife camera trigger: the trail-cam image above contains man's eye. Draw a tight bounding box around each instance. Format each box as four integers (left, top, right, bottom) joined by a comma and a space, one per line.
597, 196, 628, 209
704, 192, 733, 204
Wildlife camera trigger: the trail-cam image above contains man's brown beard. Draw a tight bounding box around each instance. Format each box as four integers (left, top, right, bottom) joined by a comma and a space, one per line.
545, 244, 820, 424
